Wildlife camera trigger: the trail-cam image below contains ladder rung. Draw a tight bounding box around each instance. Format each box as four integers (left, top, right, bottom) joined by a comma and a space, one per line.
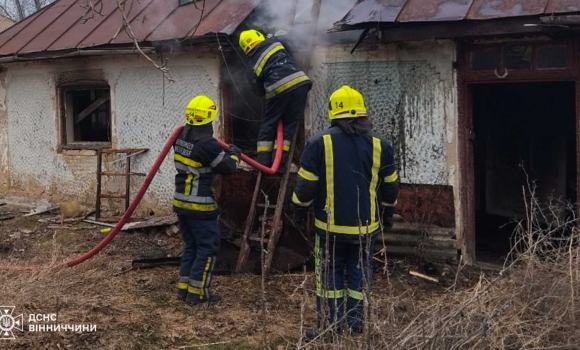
100, 171, 146, 176
99, 194, 126, 199
257, 203, 277, 209
249, 236, 270, 243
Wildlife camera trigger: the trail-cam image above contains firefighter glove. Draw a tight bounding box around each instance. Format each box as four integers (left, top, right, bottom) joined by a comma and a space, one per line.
382, 207, 395, 232
290, 203, 309, 233
228, 144, 242, 158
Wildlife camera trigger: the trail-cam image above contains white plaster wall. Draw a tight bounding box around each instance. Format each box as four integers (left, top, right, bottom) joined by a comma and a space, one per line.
113, 62, 220, 211
0, 71, 9, 190
307, 41, 457, 187
4, 50, 220, 212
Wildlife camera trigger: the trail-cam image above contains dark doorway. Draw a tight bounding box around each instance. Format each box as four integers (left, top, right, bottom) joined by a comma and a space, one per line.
472, 82, 577, 263
222, 54, 264, 154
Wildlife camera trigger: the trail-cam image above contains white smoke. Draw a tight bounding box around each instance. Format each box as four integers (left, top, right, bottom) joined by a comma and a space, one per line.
246, 0, 361, 45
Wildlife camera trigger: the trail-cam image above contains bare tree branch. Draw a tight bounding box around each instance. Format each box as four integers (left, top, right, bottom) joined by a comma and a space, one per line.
115, 0, 174, 82
14, 0, 24, 20
79, 0, 104, 24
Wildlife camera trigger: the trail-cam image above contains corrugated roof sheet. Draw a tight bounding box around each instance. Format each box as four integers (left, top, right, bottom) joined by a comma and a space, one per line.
336, 0, 580, 27
0, 0, 257, 57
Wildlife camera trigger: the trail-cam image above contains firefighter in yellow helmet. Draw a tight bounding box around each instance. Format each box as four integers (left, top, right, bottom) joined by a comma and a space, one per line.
291, 86, 399, 337
239, 29, 312, 171
174, 95, 241, 305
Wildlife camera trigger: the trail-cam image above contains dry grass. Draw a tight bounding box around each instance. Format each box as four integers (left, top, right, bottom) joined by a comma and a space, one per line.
301, 184, 580, 349
1, 184, 579, 349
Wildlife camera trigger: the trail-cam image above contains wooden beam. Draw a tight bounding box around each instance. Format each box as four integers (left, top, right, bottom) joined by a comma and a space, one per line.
74, 95, 110, 124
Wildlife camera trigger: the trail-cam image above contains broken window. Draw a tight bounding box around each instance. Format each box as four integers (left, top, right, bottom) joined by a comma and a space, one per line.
60, 84, 111, 148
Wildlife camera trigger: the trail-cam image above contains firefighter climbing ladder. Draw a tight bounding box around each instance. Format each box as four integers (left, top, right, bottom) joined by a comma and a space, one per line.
235, 0, 322, 275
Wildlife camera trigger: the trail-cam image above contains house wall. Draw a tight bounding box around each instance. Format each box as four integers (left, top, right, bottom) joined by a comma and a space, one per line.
1, 50, 222, 215
306, 40, 461, 253
0, 70, 8, 192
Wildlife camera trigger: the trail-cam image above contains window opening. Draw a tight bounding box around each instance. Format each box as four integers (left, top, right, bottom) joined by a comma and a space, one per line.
61, 86, 111, 146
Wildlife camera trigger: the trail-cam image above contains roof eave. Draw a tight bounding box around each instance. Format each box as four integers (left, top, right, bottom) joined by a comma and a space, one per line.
328, 15, 579, 42
0, 32, 235, 64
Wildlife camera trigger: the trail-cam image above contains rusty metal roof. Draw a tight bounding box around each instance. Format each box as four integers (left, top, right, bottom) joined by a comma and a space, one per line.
336, 0, 580, 27
0, 0, 257, 57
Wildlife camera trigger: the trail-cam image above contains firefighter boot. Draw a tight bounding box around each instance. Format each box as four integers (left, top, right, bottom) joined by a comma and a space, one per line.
186, 293, 222, 306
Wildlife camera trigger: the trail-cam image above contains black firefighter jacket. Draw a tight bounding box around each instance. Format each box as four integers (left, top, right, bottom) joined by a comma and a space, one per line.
246, 37, 311, 100
173, 125, 240, 219
292, 126, 400, 241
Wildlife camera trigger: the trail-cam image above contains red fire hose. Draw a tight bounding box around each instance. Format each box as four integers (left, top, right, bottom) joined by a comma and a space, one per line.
216, 121, 284, 176
65, 121, 285, 267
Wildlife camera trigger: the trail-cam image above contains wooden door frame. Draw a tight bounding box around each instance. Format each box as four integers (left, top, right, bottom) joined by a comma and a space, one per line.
457, 39, 580, 264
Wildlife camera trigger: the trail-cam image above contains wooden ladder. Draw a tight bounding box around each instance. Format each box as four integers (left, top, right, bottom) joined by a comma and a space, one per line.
95, 148, 148, 221
235, 132, 298, 275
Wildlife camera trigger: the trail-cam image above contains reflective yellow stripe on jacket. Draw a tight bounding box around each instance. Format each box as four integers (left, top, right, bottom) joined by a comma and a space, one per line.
265, 73, 309, 99
254, 43, 284, 77
322, 135, 335, 225
369, 137, 382, 225
314, 219, 380, 235
173, 200, 218, 212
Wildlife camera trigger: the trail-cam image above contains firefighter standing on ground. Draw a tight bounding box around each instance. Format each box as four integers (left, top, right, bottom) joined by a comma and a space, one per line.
239, 29, 312, 170
173, 95, 241, 305
291, 86, 400, 336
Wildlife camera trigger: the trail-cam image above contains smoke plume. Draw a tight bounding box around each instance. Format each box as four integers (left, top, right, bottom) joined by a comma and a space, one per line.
247, 0, 360, 45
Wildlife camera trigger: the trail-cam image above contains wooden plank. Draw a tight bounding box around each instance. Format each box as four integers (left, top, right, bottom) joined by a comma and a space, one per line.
84, 215, 178, 231
22, 206, 59, 217
100, 148, 148, 154
120, 216, 177, 230
83, 219, 116, 228
74, 95, 110, 124
410, 270, 439, 283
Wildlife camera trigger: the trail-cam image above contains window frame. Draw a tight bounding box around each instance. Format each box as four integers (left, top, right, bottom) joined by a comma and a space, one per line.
58, 80, 112, 152
461, 39, 576, 81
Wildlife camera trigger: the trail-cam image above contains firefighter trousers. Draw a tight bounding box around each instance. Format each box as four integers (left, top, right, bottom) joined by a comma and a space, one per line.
256, 85, 310, 169
176, 215, 220, 302
314, 234, 376, 332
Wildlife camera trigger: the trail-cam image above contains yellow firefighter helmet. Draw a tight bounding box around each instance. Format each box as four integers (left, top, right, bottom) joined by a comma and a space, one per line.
239, 29, 266, 55
185, 95, 218, 126
328, 85, 368, 120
